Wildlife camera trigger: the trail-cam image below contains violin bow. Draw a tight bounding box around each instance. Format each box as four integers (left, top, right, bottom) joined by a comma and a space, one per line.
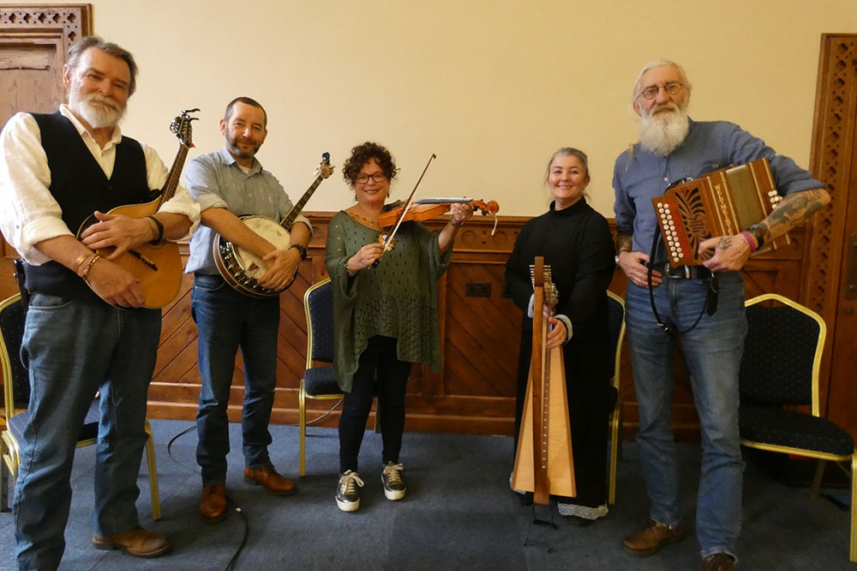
373, 153, 437, 267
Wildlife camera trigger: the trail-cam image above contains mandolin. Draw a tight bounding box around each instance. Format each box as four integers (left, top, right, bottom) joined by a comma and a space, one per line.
76, 109, 198, 309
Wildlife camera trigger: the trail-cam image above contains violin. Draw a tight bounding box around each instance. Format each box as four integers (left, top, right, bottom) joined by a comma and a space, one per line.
377, 198, 500, 228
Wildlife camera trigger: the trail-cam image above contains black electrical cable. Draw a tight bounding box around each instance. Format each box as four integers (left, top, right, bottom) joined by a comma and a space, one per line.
166, 425, 250, 571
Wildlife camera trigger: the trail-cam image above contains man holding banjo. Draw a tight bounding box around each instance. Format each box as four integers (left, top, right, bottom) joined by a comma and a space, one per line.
184, 96, 312, 523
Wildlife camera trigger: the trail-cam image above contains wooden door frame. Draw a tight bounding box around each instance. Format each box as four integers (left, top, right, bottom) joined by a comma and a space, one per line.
805, 34, 857, 420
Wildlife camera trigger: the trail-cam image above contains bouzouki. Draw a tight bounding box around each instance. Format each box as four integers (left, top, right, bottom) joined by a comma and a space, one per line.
213, 152, 334, 298
511, 257, 576, 506
76, 108, 199, 309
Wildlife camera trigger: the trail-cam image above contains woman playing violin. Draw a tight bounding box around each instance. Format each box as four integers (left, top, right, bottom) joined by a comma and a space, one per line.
325, 142, 472, 512
505, 147, 615, 523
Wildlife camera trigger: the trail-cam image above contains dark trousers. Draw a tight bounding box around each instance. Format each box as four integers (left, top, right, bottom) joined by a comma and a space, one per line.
339, 336, 411, 473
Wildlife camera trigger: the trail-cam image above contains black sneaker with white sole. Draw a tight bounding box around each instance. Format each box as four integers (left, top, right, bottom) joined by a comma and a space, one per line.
336, 470, 364, 512
381, 462, 406, 501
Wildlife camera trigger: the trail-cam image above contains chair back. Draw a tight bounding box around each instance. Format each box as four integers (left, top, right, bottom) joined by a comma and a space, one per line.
304, 278, 335, 367
606, 291, 626, 388
740, 294, 826, 413
0, 293, 29, 420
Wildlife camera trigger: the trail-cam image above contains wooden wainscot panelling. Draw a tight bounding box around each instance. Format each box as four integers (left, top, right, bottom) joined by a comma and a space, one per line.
146, 213, 810, 442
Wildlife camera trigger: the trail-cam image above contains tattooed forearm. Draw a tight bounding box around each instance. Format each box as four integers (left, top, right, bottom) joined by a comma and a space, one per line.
750, 188, 830, 245
616, 233, 633, 253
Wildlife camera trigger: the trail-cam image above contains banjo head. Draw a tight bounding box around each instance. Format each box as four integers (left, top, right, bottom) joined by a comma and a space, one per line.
232, 216, 292, 279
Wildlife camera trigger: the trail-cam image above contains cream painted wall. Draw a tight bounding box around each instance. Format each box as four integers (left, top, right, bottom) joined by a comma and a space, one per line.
88, 0, 857, 217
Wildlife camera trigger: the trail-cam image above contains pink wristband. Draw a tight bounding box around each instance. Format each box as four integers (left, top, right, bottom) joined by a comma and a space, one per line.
740, 230, 758, 253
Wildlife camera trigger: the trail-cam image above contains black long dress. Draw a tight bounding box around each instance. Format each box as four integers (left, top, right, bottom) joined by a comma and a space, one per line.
504, 199, 615, 513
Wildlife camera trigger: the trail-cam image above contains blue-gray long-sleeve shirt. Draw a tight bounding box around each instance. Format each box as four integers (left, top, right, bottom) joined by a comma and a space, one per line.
184, 145, 311, 275
613, 119, 824, 258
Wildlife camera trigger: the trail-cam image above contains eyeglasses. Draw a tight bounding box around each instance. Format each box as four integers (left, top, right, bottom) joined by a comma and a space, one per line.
356, 173, 388, 184
638, 82, 684, 100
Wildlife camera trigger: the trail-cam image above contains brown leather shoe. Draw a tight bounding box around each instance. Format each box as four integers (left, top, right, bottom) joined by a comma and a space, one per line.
92, 526, 171, 558
200, 482, 228, 523
701, 553, 735, 571
244, 465, 296, 496
623, 519, 685, 556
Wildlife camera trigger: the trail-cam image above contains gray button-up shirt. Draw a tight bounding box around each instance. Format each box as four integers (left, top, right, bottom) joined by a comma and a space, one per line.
184, 145, 312, 275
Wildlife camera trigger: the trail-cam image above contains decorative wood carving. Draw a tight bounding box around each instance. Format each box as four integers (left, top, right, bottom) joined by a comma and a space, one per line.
807, 34, 857, 433
0, 4, 92, 46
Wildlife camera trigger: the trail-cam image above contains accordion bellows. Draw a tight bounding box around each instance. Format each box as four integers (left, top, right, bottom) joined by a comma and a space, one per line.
653, 158, 788, 267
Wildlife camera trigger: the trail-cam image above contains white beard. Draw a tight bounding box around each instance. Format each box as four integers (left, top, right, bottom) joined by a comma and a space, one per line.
69, 91, 125, 129
639, 104, 690, 156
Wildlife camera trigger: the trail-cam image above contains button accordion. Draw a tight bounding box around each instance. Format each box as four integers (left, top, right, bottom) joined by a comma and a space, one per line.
652, 158, 788, 267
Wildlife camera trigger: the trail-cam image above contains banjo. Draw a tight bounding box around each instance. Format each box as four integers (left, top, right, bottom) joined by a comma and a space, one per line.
213, 152, 334, 298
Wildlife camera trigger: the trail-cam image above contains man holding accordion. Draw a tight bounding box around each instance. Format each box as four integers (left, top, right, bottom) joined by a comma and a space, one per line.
613, 59, 829, 571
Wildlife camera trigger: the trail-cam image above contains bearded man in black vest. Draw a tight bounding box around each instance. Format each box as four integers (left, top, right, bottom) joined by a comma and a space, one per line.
0, 36, 199, 571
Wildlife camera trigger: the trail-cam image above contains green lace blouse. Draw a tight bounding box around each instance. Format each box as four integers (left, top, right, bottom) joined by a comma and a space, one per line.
324, 211, 452, 393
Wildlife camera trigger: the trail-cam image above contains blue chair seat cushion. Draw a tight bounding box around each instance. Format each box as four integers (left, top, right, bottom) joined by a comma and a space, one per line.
739, 406, 854, 457
303, 366, 342, 397
6, 400, 100, 444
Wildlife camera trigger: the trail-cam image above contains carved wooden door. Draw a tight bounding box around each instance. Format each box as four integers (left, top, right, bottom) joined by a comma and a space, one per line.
806, 34, 857, 435
0, 5, 93, 299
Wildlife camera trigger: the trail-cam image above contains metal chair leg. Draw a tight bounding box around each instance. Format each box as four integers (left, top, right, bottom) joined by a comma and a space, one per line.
850, 452, 856, 563
810, 459, 826, 500
299, 379, 306, 477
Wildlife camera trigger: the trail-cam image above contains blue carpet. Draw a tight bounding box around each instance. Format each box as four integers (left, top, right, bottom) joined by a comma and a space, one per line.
0, 420, 852, 570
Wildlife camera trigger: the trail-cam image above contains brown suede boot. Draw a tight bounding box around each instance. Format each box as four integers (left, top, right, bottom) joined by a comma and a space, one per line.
199, 483, 228, 523
623, 519, 685, 556
92, 526, 171, 558
701, 553, 735, 571
244, 465, 296, 496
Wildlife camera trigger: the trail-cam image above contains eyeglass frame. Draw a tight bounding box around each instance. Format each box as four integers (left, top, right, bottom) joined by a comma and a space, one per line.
637, 82, 684, 101
355, 172, 389, 185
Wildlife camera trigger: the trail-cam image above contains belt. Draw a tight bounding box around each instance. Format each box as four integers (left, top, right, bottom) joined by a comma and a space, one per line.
656, 263, 712, 280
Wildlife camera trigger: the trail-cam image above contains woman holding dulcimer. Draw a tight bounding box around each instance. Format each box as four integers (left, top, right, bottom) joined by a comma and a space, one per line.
325, 142, 482, 512
505, 147, 615, 523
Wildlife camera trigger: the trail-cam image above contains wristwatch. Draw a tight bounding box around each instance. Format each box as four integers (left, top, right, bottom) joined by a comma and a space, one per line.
290, 244, 307, 261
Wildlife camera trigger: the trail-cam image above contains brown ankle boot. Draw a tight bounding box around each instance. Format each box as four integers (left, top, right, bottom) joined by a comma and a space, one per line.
623, 519, 685, 556
244, 465, 296, 496
199, 483, 227, 523
92, 526, 171, 557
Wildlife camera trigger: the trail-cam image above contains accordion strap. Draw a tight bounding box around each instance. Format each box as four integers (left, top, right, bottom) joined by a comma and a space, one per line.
646, 231, 718, 335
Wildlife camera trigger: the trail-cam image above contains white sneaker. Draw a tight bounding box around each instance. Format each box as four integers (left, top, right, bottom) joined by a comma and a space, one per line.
336, 470, 364, 512
381, 462, 406, 501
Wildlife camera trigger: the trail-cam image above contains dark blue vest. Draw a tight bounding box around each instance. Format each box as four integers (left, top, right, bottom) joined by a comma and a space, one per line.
24, 111, 152, 298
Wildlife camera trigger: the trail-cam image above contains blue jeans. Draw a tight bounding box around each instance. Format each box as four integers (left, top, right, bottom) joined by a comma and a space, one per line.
14, 293, 160, 571
191, 274, 280, 483
625, 272, 747, 559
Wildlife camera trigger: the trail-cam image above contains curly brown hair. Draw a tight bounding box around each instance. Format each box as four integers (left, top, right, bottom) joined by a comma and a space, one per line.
342, 142, 398, 188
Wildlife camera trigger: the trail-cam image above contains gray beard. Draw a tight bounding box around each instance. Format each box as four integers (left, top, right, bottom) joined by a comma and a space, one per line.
69, 92, 125, 129
639, 109, 690, 156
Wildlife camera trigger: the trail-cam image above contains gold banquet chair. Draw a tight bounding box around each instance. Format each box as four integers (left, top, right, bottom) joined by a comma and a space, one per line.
0, 293, 161, 519
299, 278, 344, 477
606, 291, 626, 505
738, 293, 855, 562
